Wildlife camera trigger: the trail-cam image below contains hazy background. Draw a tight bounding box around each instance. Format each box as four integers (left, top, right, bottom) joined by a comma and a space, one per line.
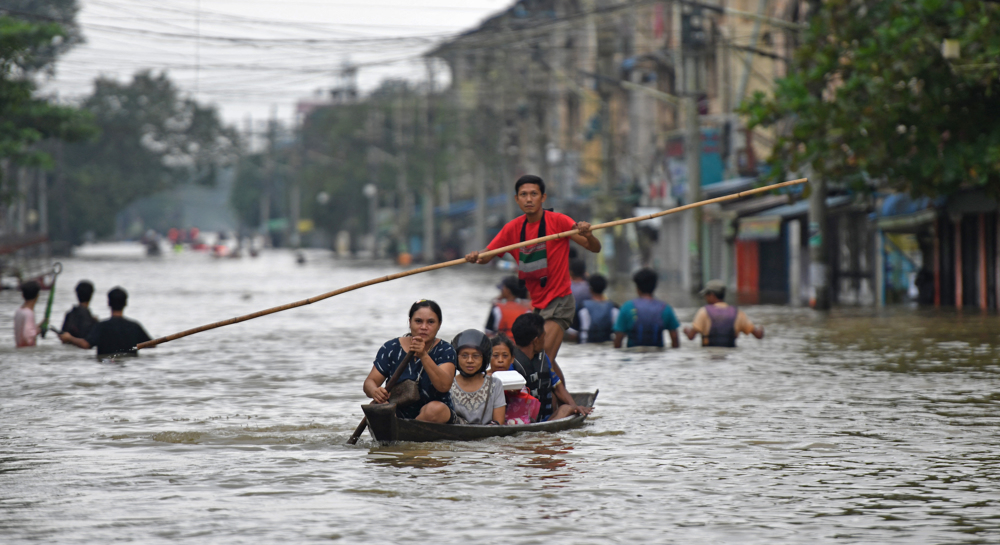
41, 0, 509, 125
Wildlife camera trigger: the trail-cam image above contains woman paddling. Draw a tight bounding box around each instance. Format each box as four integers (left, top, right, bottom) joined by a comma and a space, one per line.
362, 300, 457, 423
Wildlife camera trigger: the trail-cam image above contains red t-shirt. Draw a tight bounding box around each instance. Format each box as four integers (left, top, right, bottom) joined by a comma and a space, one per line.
487, 211, 576, 309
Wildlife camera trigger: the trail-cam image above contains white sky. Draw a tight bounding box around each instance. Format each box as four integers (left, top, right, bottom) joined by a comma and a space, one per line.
41, 0, 510, 127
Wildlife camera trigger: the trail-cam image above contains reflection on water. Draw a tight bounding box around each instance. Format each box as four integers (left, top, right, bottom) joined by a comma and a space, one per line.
2, 251, 1000, 543
367, 446, 452, 469
513, 438, 573, 476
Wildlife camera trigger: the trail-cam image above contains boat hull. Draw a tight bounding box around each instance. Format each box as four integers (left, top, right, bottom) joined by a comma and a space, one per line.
360, 391, 598, 443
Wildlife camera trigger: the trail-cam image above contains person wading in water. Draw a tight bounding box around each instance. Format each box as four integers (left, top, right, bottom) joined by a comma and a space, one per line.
465, 175, 602, 386
484, 275, 531, 339
60, 280, 98, 340
683, 279, 764, 347
60, 287, 152, 358
578, 274, 619, 344
14, 281, 41, 348
613, 268, 681, 349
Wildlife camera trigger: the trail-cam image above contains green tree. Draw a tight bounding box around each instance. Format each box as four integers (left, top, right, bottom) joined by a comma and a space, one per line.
740, 0, 1000, 197
59, 71, 237, 241
274, 80, 459, 250
0, 14, 93, 204
0, 0, 83, 70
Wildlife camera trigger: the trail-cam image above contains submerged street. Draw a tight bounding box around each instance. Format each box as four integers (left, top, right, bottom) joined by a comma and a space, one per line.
2, 251, 999, 544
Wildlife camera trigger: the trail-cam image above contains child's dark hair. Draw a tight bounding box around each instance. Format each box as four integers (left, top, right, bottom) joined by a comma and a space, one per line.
514, 174, 545, 195
408, 299, 442, 323
76, 280, 94, 303
20, 280, 40, 301
588, 273, 608, 295
108, 287, 128, 311
569, 258, 586, 279
491, 334, 515, 356
511, 313, 545, 347
632, 268, 658, 295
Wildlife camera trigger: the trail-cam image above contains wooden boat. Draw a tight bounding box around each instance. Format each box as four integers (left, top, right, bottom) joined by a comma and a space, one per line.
361, 391, 598, 443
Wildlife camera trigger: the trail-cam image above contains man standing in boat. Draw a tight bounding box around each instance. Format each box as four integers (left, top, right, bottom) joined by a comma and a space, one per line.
465, 175, 602, 384
683, 279, 764, 347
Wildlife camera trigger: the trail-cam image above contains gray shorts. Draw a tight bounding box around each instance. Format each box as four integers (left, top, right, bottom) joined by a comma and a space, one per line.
534, 293, 576, 331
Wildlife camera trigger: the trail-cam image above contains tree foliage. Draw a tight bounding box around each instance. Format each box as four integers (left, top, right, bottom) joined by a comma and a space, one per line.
740, 0, 1000, 197
59, 71, 238, 241
0, 0, 83, 70
234, 80, 459, 246
0, 14, 93, 203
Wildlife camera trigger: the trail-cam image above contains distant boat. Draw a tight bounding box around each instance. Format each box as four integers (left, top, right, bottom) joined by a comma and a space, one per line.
0, 233, 55, 290
72, 241, 149, 260
360, 391, 598, 443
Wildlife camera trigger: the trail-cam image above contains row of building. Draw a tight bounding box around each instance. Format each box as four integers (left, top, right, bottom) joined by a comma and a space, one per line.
413, 0, 999, 310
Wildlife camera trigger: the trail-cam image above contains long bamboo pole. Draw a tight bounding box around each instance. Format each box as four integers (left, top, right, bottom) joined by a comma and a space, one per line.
137, 177, 806, 350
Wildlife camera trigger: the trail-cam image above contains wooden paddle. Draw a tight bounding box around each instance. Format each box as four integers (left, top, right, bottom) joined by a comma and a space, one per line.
347, 350, 416, 445
135, 177, 806, 350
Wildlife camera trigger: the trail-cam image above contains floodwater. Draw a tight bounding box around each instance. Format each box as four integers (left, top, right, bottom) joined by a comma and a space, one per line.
2, 250, 999, 544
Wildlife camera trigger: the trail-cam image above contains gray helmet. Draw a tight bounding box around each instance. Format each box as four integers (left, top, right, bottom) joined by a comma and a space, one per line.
451, 329, 491, 377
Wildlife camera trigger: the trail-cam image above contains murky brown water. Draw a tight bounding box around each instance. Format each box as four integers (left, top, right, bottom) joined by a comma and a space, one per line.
2, 250, 999, 544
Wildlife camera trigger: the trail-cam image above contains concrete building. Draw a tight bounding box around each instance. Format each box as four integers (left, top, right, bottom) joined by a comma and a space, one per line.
427, 0, 809, 299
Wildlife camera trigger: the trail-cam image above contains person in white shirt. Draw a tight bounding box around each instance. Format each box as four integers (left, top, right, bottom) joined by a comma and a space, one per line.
14, 280, 41, 348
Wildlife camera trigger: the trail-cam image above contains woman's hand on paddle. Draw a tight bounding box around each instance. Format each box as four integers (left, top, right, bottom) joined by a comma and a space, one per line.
363, 367, 391, 403
371, 386, 390, 404
409, 336, 428, 358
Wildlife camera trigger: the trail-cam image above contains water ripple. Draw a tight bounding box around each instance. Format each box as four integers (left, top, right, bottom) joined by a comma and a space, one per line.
1, 253, 999, 543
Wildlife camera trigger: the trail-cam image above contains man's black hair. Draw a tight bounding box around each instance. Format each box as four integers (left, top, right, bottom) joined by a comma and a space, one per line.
76, 280, 94, 303
569, 258, 586, 279
108, 287, 128, 311
511, 313, 545, 348
588, 273, 608, 295
514, 174, 545, 195
632, 268, 658, 295
20, 280, 40, 301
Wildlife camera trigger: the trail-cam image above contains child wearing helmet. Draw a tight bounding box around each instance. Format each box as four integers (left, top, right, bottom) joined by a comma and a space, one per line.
450, 329, 506, 425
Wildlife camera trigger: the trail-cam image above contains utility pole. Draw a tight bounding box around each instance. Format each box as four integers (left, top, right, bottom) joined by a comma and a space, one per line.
365, 106, 382, 259
808, 175, 830, 309
678, 2, 706, 294
56, 141, 67, 243
394, 92, 411, 256
38, 168, 47, 236
261, 112, 275, 246
683, 96, 702, 291
16, 166, 26, 234
474, 158, 486, 251
422, 62, 436, 264
289, 131, 302, 249
595, 10, 628, 280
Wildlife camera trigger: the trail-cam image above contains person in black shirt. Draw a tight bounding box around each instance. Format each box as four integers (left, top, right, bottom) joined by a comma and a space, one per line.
60, 280, 98, 339
60, 287, 152, 357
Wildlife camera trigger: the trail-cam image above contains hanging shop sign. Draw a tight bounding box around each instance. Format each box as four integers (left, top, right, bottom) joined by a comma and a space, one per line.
737, 216, 781, 241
